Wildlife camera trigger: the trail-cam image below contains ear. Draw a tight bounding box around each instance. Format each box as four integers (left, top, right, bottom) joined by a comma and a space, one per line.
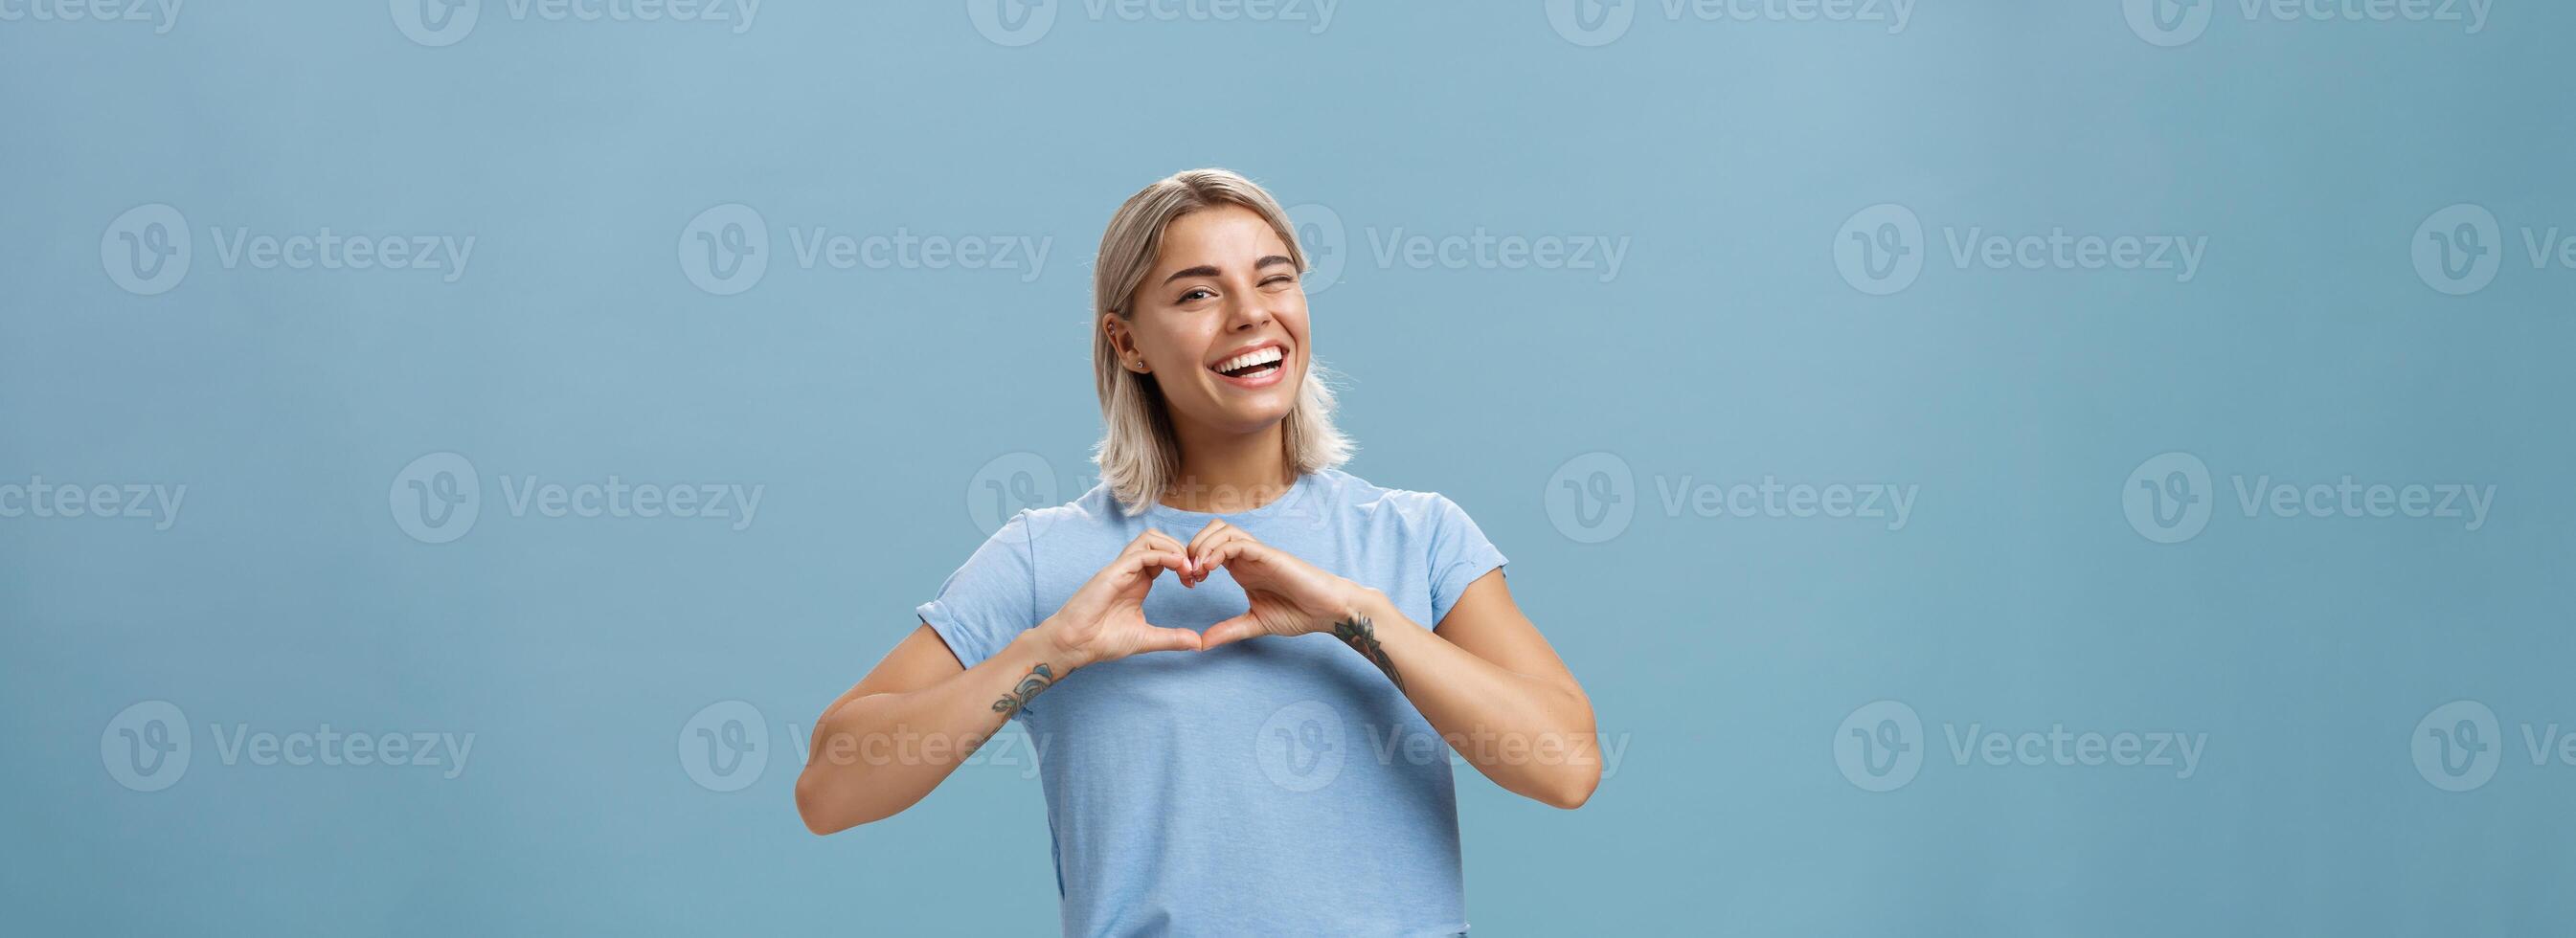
1102, 314, 1145, 370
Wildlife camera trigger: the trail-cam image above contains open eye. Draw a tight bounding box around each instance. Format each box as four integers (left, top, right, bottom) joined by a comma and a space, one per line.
1178, 286, 1216, 302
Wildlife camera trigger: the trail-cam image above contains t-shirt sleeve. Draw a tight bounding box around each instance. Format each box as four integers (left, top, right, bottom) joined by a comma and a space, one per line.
915, 513, 1039, 672
1425, 494, 1508, 628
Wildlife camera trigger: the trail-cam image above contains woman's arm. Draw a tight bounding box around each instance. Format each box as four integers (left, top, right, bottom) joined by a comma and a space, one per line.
1188, 523, 1601, 809
796, 531, 1201, 835
1336, 572, 1600, 809
794, 623, 1069, 834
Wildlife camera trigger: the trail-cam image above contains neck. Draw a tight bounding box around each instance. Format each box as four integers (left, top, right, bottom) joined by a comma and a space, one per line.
1162, 416, 1296, 514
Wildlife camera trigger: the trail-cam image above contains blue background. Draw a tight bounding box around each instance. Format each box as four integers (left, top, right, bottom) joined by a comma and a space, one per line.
5, 1, 2570, 934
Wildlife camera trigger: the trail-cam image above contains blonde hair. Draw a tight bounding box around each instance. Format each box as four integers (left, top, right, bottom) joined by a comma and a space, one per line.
1091, 168, 1352, 514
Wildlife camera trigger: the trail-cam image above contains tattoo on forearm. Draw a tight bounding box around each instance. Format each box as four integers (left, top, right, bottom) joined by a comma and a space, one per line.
1333, 614, 1402, 691
993, 662, 1055, 715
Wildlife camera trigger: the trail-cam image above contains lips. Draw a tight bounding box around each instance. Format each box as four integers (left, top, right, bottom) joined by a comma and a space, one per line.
1207, 342, 1287, 387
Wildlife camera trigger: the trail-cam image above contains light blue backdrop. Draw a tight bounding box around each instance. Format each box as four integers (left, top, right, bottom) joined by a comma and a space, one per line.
4, 1, 2570, 934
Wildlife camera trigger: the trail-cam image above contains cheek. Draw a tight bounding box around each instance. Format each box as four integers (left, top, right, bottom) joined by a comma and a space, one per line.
1135, 312, 1212, 361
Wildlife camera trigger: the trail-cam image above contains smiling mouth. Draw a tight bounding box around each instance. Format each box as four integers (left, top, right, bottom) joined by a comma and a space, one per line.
1209, 345, 1286, 380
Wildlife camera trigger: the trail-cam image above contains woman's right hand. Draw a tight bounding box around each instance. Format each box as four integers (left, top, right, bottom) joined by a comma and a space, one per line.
1038, 529, 1205, 669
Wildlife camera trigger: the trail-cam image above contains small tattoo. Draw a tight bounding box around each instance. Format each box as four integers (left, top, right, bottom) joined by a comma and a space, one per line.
993, 662, 1055, 715
1332, 614, 1401, 691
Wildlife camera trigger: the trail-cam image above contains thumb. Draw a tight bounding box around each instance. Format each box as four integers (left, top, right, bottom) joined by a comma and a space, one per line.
1200, 614, 1266, 651
1135, 625, 1204, 655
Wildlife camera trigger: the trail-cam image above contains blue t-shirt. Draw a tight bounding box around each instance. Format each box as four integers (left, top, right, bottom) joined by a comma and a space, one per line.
916, 468, 1507, 937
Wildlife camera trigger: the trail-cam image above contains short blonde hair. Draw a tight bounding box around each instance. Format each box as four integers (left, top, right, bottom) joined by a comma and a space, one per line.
1091, 168, 1352, 514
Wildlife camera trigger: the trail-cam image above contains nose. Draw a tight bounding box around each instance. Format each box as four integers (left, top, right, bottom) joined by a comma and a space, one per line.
1223, 287, 1275, 332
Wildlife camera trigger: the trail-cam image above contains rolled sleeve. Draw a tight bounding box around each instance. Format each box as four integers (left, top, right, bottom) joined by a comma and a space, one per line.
916, 513, 1040, 672
1425, 494, 1507, 628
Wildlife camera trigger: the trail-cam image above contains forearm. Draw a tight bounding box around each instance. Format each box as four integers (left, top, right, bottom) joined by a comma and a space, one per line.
795, 628, 1068, 834
1339, 590, 1600, 809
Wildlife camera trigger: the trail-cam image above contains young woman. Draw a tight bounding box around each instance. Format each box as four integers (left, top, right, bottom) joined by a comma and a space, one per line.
795, 169, 1598, 936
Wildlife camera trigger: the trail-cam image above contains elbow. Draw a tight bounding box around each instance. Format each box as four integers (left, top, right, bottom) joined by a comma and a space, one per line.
796, 770, 859, 836
1541, 765, 1600, 810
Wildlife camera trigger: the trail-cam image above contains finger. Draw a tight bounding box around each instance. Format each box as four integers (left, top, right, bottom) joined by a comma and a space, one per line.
1203, 540, 1264, 576
1201, 614, 1265, 650
1123, 548, 1188, 582
1184, 521, 1231, 585
1135, 625, 1204, 655
1193, 529, 1254, 585
1185, 519, 1230, 561
1139, 528, 1193, 581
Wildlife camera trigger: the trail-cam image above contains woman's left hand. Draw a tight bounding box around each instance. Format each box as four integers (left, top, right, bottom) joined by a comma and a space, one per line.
1184, 520, 1368, 650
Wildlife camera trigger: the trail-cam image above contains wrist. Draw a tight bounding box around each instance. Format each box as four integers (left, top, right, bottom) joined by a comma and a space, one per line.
1026, 617, 1091, 672
1335, 582, 1390, 628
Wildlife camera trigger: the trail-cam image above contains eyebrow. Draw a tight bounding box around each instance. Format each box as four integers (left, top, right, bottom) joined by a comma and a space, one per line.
1160, 255, 1298, 286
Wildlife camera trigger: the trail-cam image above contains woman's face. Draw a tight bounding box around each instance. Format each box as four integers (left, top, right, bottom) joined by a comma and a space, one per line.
1109, 204, 1311, 438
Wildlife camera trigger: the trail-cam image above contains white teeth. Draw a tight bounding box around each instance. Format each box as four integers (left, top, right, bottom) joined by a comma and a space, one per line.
1214, 346, 1284, 374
